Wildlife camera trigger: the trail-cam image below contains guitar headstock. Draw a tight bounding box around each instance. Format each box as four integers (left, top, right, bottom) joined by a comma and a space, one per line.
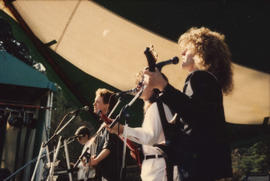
149, 45, 158, 61
144, 45, 158, 72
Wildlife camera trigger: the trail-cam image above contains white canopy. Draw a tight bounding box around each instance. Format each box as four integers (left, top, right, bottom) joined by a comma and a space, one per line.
2, 0, 269, 124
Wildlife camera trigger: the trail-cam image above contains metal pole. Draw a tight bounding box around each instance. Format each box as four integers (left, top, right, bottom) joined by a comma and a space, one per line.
48, 136, 62, 181
30, 143, 44, 181
64, 139, 73, 181
3, 138, 75, 181
120, 124, 128, 181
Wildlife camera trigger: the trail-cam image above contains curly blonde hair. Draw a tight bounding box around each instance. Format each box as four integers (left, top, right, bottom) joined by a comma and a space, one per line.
178, 27, 233, 94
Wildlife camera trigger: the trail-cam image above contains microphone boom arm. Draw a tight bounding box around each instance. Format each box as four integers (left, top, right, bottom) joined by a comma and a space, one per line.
156, 56, 179, 71
109, 86, 144, 129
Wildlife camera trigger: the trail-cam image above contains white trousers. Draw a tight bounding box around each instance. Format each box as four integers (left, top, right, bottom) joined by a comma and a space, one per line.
141, 158, 180, 181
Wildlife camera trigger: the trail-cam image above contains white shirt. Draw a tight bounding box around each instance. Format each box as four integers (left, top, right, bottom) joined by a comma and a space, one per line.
77, 139, 96, 180
124, 102, 173, 154
123, 102, 180, 181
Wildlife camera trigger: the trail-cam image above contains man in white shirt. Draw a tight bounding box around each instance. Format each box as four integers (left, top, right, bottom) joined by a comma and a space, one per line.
107, 84, 180, 181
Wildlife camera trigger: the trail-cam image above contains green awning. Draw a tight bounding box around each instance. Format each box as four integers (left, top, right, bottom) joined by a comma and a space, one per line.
0, 50, 56, 91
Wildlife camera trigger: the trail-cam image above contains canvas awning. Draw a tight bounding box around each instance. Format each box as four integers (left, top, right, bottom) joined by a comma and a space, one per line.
0, 51, 56, 91
1, 0, 269, 124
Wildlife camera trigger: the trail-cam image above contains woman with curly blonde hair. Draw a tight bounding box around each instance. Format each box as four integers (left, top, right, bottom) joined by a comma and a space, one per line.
178, 27, 233, 94
144, 27, 233, 181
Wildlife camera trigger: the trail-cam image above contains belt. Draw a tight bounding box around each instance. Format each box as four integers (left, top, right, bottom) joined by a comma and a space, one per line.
144, 154, 164, 160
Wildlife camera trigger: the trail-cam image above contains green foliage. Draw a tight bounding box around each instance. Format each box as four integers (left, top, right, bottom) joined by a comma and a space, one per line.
232, 134, 270, 180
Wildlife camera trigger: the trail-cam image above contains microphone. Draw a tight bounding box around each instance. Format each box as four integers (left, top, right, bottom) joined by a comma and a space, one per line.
80, 106, 90, 111
115, 87, 138, 97
156, 56, 179, 71
70, 106, 90, 114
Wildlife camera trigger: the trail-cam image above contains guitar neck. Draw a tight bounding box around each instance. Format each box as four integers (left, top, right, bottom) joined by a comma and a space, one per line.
144, 47, 157, 72
100, 114, 137, 148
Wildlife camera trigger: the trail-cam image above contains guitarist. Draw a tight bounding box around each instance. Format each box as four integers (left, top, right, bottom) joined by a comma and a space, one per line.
107, 73, 180, 181
144, 27, 233, 181
74, 126, 97, 181
89, 88, 123, 181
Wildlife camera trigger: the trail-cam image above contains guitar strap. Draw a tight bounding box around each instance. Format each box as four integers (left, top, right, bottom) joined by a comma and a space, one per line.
96, 127, 107, 155
156, 99, 174, 181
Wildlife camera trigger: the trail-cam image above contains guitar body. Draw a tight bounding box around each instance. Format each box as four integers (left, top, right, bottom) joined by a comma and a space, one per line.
77, 163, 96, 181
99, 113, 144, 166
126, 139, 144, 167
77, 141, 97, 180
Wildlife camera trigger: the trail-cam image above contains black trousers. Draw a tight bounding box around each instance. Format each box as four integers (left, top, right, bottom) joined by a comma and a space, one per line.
78, 178, 100, 181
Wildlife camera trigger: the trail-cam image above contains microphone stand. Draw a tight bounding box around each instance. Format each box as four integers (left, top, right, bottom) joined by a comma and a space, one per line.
106, 95, 125, 180
46, 136, 73, 181
109, 87, 144, 181
109, 87, 144, 129
3, 137, 76, 181
47, 136, 62, 181
112, 97, 128, 181
120, 116, 129, 181
30, 108, 82, 181
44, 109, 81, 148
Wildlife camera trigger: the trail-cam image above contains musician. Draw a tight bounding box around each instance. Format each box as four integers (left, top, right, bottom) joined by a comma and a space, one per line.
144, 27, 233, 180
89, 88, 123, 181
107, 74, 180, 181
75, 125, 96, 181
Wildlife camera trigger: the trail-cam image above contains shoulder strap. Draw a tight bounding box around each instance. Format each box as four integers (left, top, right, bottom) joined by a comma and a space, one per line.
156, 99, 174, 181
96, 128, 107, 155
156, 99, 170, 141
